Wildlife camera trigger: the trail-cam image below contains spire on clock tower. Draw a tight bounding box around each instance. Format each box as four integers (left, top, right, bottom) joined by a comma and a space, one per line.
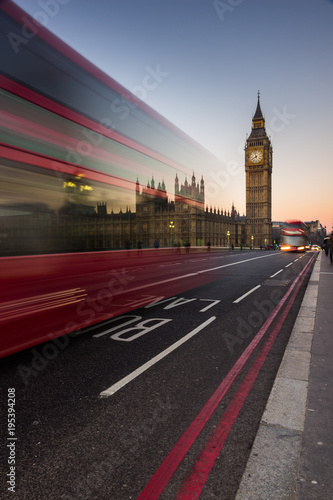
248, 90, 267, 140
253, 90, 264, 120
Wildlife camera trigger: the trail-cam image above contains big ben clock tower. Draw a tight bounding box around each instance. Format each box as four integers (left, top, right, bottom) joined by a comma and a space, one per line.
245, 92, 272, 248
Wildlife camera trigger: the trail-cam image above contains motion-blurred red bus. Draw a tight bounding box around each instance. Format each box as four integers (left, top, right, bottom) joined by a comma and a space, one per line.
0, 1, 222, 357
280, 220, 309, 252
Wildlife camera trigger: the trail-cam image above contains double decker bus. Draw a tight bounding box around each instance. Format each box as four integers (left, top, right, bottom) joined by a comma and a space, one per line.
280, 220, 309, 252
0, 1, 223, 357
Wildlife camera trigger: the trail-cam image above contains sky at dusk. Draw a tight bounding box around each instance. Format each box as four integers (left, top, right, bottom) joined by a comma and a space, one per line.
12, 0, 333, 232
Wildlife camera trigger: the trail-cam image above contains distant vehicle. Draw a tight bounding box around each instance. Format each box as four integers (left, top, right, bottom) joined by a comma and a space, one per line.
262, 244, 274, 250
310, 245, 320, 251
280, 220, 309, 252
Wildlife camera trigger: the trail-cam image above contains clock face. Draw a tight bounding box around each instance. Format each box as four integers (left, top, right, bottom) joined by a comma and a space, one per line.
249, 150, 263, 163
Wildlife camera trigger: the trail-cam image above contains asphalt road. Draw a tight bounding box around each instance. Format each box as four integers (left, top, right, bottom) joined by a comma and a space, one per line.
1, 249, 317, 500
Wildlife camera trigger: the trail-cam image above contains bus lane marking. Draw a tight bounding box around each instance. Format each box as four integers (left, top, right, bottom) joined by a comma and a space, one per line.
145, 296, 220, 312
93, 314, 163, 342
110, 318, 172, 342
99, 316, 216, 397
198, 299, 221, 312
92, 296, 220, 339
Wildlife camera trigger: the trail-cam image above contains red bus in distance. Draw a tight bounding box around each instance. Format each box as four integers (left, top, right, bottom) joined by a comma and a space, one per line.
280, 220, 309, 252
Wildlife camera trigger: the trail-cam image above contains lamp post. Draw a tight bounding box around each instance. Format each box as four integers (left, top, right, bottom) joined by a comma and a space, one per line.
251, 235, 254, 250
227, 230, 230, 249
169, 221, 175, 247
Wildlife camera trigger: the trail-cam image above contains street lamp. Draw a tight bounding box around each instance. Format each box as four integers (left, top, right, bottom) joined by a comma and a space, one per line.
169, 221, 175, 247
251, 235, 254, 249
227, 230, 230, 248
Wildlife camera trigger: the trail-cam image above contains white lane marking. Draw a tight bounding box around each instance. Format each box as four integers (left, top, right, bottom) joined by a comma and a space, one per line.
196, 253, 276, 274
233, 285, 261, 304
270, 269, 283, 278
99, 316, 216, 397
285, 262, 293, 268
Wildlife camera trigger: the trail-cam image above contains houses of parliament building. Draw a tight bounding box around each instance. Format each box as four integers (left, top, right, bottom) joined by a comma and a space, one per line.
0, 95, 274, 255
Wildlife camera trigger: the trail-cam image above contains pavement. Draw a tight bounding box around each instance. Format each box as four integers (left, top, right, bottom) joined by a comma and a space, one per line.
235, 250, 333, 500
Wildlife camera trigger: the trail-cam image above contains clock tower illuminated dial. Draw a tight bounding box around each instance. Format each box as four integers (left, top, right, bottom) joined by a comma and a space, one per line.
249, 150, 263, 163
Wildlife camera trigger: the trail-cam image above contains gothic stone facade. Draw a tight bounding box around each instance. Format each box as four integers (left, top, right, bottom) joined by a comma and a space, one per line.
135, 174, 245, 249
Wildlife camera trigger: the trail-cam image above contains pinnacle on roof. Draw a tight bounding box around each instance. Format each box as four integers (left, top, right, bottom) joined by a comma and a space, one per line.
253, 90, 264, 120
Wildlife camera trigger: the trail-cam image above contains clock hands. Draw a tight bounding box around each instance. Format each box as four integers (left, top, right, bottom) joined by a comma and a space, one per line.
250, 150, 262, 163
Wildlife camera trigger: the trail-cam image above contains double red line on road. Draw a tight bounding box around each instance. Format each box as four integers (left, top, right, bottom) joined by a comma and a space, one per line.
137, 253, 317, 500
